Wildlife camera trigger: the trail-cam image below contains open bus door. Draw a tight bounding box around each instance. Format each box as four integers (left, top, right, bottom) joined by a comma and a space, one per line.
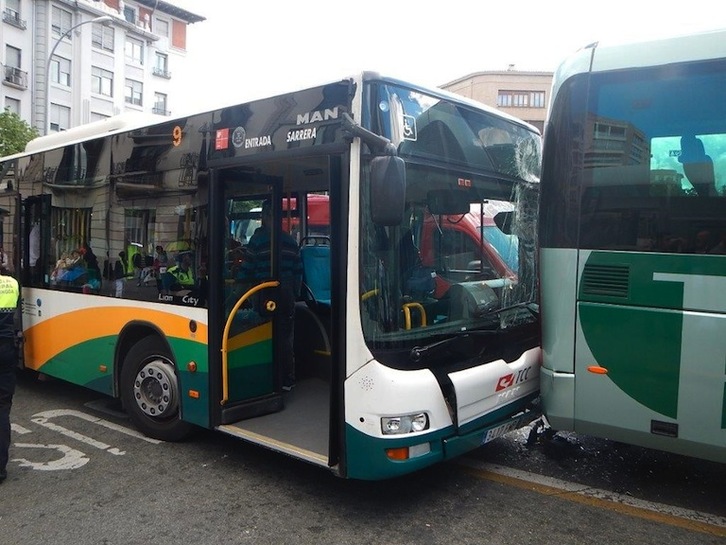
213, 167, 332, 470
218, 179, 285, 422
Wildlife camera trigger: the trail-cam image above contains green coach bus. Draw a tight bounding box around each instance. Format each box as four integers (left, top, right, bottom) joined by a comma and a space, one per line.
540, 29, 726, 463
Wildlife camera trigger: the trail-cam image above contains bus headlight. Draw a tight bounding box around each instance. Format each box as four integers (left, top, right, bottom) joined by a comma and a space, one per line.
381, 413, 429, 435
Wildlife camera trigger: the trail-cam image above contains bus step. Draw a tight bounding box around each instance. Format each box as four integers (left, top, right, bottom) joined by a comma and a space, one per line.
221, 394, 284, 424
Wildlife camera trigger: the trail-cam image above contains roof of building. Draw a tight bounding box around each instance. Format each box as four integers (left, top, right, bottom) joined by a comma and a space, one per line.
134, 0, 205, 24
441, 70, 554, 88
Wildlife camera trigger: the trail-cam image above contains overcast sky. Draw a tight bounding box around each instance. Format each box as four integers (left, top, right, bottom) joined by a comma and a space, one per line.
172, 0, 722, 113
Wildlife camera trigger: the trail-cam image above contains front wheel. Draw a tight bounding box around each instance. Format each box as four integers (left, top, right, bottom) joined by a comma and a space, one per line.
120, 336, 193, 441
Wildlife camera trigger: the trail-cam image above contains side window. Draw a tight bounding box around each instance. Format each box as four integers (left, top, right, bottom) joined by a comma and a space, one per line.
435, 228, 495, 274
579, 63, 726, 255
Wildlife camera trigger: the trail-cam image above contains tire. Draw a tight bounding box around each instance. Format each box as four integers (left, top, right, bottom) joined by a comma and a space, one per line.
120, 336, 193, 441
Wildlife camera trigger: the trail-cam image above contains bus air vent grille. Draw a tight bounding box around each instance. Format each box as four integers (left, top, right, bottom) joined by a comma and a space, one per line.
581, 264, 629, 298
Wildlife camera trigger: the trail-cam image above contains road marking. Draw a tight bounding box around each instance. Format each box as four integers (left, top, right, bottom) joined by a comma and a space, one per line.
31, 409, 161, 450
12, 443, 90, 470
458, 459, 726, 538
10, 423, 32, 434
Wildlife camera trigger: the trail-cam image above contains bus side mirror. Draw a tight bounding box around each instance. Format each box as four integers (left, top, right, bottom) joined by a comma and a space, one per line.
370, 156, 406, 226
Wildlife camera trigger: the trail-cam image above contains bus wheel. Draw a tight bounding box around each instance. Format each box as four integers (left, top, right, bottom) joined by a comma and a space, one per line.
120, 336, 193, 441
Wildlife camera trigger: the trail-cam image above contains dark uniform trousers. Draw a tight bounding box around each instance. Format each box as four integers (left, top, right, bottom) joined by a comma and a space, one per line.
0, 273, 20, 477
0, 339, 17, 474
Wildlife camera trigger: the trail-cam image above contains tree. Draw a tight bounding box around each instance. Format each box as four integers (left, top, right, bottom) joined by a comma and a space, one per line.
0, 109, 38, 157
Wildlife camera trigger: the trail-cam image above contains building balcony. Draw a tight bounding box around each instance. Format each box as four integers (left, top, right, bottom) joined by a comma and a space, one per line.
2, 9, 26, 30
3, 66, 27, 89
152, 67, 171, 79
152, 107, 171, 116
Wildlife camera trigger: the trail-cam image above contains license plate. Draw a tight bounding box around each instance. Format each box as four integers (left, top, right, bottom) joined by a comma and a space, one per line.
482, 418, 522, 444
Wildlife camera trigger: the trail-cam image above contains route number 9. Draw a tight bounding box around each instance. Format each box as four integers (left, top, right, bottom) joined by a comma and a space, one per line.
172, 126, 183, 147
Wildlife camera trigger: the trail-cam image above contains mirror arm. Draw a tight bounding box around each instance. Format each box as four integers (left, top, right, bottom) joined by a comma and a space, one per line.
342, 113, 397, 156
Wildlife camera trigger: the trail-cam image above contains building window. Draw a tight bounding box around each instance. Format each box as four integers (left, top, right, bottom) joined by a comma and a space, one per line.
50, 56, 71, 87
51, 6, 72, 38
153, 92, 169, 115
3, 46, 25, 87
5, 45, 20, 69
153, 52, 170, 78
125, 37, 144, 65
123, 5, 136, 25
92, 23, 114, 52
4, 97, 20, 115
50, 103, 70, 132
3, 0, 26, 29
125, 79, 143, 106
497, 90, 546, 109
91, 66, 113, 97
155, 18, 169, 38
90, 112, 109, 123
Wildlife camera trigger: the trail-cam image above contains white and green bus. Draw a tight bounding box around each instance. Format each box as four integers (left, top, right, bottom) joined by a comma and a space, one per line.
540, 30, 726, 463
3, 72, 542, 479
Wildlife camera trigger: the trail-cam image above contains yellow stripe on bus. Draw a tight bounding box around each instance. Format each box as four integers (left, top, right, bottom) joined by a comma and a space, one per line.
23, 306, 208, 364
227, 321, 272, 351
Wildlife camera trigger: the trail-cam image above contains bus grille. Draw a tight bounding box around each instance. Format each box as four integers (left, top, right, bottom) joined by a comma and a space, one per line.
581, 264, 630, 298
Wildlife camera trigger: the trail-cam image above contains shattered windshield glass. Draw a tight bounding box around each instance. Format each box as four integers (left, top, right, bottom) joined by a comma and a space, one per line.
359, 82, 541, 369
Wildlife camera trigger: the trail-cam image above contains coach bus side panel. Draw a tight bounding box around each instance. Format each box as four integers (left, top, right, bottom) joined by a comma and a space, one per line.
574, 251, 726, 461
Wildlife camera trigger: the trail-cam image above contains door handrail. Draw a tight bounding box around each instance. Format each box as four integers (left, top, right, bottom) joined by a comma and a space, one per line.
221, 280, 279, 405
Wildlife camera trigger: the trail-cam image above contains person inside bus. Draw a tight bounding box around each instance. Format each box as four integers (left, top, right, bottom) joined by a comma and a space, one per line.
153, 245, 169, 292
679, 135, 715, 197
29, 221, 40, 283
166, 252, 196, 291
241, 200, 303, 391
79, 243, 101, 292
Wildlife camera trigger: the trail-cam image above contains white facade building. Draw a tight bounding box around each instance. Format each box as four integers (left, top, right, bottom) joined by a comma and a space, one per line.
0, 0, 203, 134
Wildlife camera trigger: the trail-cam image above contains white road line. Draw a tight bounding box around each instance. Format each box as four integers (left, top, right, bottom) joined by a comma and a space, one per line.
10, 423, 32, 434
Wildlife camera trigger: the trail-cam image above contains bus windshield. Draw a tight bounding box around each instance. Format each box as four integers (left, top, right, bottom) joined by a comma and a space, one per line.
359, 82, 541, 367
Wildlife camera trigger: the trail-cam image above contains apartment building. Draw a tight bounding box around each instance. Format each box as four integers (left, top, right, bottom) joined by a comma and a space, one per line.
0, 0, 203, 134
441, 69, 553, 133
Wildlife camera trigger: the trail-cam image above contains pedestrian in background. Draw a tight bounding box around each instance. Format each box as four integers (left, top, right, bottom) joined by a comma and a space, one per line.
0, 268, 20, 482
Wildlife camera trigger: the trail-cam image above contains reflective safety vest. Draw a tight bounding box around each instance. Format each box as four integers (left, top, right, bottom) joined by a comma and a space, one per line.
167, 265, 194, 287
0, 274, 19, 339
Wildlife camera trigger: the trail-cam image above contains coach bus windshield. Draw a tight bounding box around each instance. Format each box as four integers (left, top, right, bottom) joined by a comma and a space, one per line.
359, 82, 541, 369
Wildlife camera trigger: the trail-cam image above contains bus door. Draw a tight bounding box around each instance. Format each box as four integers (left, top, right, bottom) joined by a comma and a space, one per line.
219, 177, 287, 420
21, 195, 50, 287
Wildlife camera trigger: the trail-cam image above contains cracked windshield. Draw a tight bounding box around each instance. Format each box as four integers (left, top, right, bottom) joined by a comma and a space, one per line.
359, 83, 541, 366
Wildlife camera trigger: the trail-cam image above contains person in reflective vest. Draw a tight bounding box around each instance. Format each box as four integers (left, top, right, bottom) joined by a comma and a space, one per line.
166, 252, 195, 291
0, 271, 19, 483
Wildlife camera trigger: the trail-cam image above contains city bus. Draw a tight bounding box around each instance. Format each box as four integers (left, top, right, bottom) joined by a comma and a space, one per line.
3, 72, 542, 479
539, 30, 726, 463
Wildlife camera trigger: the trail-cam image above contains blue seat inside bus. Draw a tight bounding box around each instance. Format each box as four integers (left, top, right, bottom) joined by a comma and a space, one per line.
300, 243, 331, 309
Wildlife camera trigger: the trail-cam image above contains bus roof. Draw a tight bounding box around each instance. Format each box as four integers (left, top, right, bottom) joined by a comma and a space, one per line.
3, 71, 540, 163
551, 28, 726, 98
22, 112, 168, 157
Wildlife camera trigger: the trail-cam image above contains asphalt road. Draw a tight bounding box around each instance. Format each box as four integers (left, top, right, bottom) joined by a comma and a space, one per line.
1, 372, 724, 545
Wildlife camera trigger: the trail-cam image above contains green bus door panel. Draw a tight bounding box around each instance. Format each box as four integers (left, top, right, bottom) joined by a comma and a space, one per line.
224, 304, 275, 403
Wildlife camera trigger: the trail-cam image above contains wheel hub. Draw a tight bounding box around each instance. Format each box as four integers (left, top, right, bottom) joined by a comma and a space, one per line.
132, 359, 178, 418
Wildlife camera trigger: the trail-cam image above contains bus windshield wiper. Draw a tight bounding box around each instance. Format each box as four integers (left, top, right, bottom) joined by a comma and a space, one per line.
491, 301, 538, 317
410, 328, 498, 363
